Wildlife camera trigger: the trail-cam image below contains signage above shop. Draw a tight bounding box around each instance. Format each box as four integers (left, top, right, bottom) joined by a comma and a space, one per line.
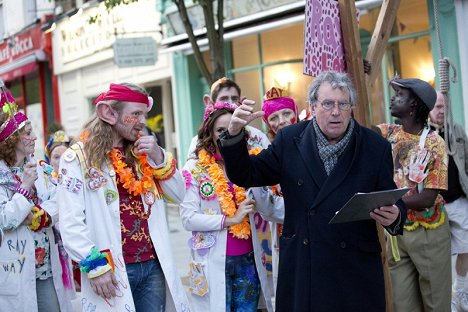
53, 0, 159, 67
114, 37, 158, 68
166, 0, 300, 36
0, 25, 44, 66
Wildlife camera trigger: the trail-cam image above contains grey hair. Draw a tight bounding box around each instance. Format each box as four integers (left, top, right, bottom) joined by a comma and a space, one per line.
307, 71, 357, 106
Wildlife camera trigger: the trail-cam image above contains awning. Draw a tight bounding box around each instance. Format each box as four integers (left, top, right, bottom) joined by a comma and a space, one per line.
0, 50, 46, 82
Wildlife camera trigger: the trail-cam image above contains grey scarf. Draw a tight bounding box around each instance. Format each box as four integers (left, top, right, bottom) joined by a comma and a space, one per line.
313, 118, 355, 175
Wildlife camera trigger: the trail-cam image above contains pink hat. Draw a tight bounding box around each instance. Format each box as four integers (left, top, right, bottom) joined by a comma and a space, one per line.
262, 87, 298, 125
0, 89, 29, 142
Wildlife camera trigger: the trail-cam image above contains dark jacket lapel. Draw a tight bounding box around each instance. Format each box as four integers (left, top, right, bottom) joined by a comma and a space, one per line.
294, 122, 328, 188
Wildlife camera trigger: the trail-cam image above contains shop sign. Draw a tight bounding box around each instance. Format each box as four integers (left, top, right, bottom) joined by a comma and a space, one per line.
303, 0, 346, 76
0, 26, 43, 66
55, 0, 158, 64
114, 37, 157, 68
167, 0, 299, 35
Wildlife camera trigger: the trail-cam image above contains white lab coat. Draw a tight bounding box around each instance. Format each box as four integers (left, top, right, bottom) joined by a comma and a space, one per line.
180, 158, 274, 312
56, 145, 191, 312
248, 186, 284, 304
0, 159, 75, 312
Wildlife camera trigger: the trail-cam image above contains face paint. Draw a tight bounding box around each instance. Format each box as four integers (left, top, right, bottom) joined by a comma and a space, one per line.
123, 116, 140, 124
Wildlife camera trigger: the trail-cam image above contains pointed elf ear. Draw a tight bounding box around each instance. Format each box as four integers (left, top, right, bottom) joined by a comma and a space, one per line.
203, 94, 213, 107
96, 103, 118, 125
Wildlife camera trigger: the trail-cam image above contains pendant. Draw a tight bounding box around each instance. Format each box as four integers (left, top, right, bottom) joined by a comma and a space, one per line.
144, 191, 156, 205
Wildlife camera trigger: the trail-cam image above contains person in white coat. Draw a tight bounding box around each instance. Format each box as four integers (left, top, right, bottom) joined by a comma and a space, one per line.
40, 130, 77, 304
0, 88, 71, 312
249, 86, 299, 302
55, 83, 190, 312
180, 101, 274, 312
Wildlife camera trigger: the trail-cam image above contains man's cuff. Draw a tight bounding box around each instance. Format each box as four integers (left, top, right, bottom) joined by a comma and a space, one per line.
385, 211, 402, 235
219, 130, 244, 147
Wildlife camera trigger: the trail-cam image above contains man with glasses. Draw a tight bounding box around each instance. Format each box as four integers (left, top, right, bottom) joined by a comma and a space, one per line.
217, 70, 407, 311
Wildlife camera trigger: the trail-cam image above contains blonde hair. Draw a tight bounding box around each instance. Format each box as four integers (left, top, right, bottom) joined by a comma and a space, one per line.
82, 83, 148, 168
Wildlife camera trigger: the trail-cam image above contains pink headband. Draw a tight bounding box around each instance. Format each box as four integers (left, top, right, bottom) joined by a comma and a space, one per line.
262, 96, 298, 124
93, 83, 153, 110
0, 112, 29, 142
203, 101, 238, 121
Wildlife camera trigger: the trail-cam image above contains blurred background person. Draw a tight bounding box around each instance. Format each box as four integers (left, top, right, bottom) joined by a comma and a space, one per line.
429, 91, 468, 311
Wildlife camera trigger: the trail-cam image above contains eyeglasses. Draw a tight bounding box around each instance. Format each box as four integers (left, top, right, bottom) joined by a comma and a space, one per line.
318, 100, 352, 111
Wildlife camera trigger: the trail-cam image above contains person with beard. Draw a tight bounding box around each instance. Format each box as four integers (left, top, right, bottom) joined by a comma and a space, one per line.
429, 91, 468, 311
218, 71, 406, 311
376, 78, 450, 311
55, 83, 190, 312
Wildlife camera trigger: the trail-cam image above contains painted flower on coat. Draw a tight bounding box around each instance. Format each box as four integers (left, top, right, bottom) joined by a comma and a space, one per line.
35, 247, 46, 267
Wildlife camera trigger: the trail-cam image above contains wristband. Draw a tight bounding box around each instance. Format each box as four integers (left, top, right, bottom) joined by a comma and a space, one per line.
16, 187, 32, 200
80, 247, 115, 278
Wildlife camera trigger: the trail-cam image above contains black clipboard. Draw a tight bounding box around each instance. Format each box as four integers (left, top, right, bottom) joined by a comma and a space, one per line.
329, 188, 409, 224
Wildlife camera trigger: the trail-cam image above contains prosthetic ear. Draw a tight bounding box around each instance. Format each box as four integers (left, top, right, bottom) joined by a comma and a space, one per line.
203, 95, 213, 107
96, 103, 118, 125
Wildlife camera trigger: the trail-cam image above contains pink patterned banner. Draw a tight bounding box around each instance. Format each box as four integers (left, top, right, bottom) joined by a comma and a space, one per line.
303, 0, 346, 76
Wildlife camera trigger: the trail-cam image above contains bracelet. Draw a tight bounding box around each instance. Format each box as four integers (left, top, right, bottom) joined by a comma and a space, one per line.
16, 187, 32, 200
80, 247, 115, 278
153, 153, 177, 180
28, 206, 50, 231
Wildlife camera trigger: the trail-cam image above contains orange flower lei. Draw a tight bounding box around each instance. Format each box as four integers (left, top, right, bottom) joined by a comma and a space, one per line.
109, 149, 155, 197
198, 149, 251, 239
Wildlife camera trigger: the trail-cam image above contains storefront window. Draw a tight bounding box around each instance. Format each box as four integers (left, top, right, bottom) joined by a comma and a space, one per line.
231, 23, 314, 123
360, 0, 433, 125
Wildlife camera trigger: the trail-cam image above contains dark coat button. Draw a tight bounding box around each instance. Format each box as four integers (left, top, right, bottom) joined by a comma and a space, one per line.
340, 241, 346, 249
309, 209, 316, 216
297, 179, 303, 186
303, 238, 309, 245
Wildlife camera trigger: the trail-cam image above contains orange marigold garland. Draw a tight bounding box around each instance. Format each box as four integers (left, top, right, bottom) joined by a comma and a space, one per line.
109, 149, 156, 197
199, 148, 254, 239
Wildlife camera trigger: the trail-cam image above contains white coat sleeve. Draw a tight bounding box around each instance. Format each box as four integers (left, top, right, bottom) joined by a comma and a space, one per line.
179, 160, 224, 231
147, 148, 186, 204
248, 187, 284, 223
0, 187, 33, 232
55, 152, 95, 262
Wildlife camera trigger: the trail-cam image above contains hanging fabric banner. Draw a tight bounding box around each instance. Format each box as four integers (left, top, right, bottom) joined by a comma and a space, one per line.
303, 0, 346, 76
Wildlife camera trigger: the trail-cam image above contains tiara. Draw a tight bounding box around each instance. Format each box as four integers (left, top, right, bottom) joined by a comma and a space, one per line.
203, 101, 238, 121
0, 87, 28, 142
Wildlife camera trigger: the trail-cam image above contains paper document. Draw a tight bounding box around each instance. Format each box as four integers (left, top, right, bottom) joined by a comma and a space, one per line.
329, 188, 409, 224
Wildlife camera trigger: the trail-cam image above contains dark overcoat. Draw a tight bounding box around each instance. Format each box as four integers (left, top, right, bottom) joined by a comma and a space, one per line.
220, 120, 407, 312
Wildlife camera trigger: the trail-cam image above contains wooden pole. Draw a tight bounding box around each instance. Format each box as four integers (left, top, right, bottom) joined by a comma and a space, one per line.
337, 1, 396, 311
338, 0, 369, 127
365, 0, 401, 90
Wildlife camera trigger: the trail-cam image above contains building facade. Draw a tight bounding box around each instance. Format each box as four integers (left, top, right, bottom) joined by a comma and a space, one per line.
159, 0, 466, 163
51, 0, 178, 156
0, 0, 57, 156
